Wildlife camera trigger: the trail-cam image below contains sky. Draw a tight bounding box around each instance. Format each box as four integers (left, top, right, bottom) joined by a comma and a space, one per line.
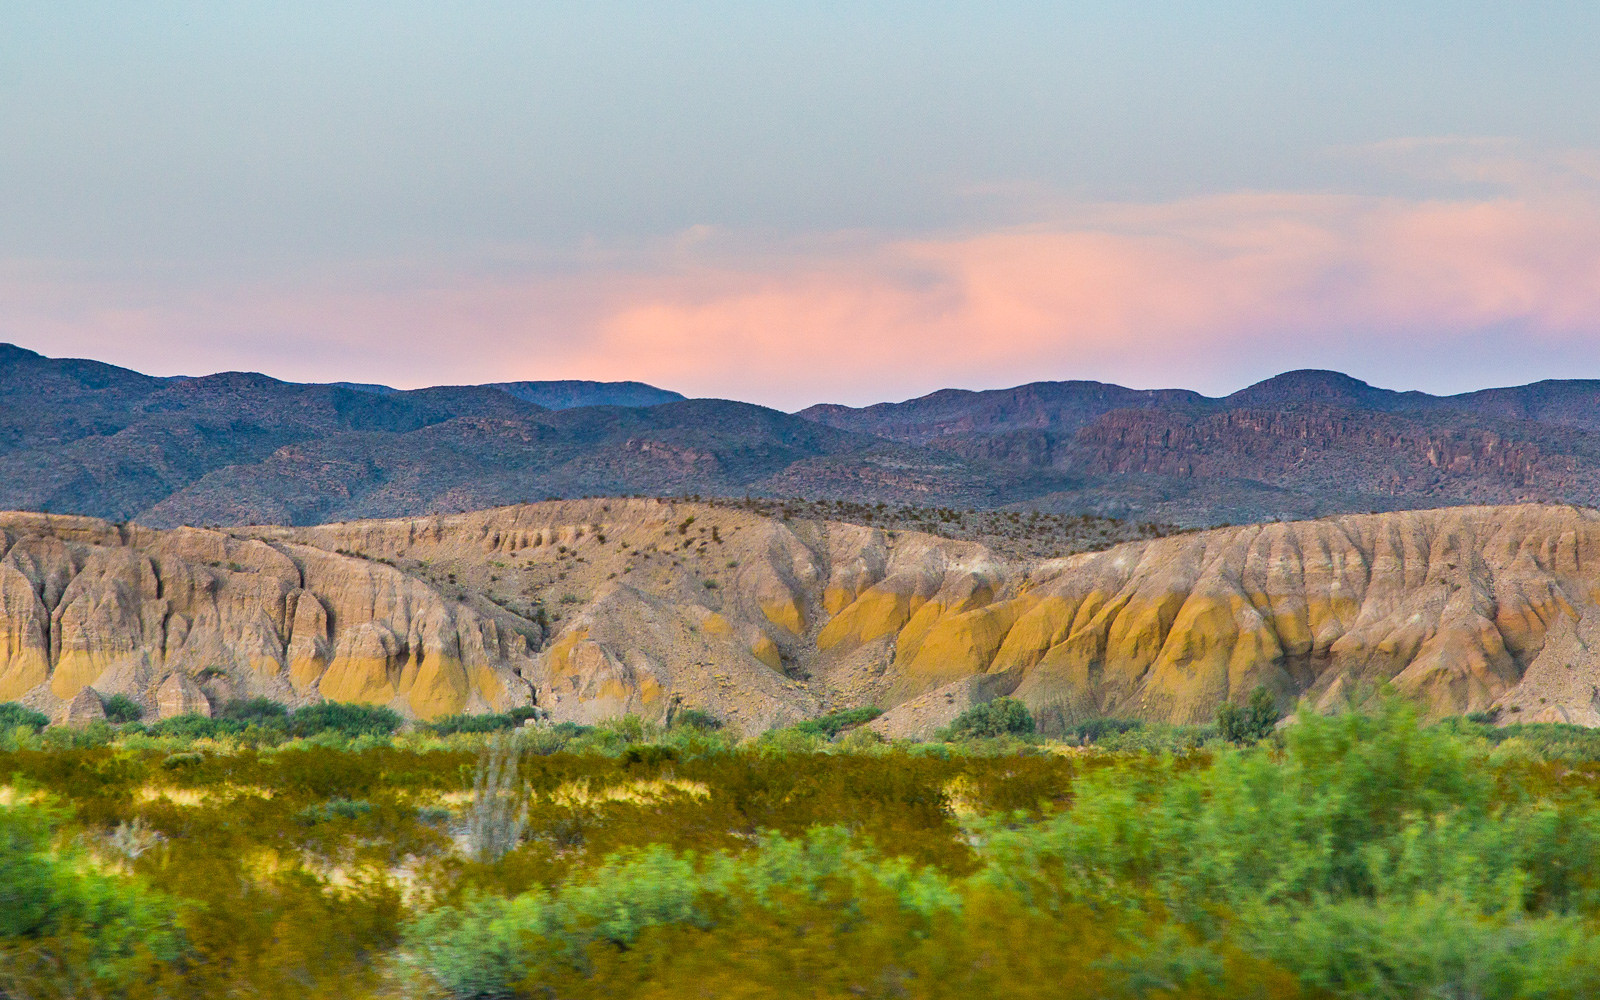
3, 2, 1600, 409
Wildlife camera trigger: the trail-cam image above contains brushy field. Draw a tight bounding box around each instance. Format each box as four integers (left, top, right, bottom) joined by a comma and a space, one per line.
5, 699, 1600, 999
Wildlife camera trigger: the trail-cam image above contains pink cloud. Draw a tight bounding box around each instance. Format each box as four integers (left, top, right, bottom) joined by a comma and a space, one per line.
569, 189, 1600, 404
6, 172, 1600, 409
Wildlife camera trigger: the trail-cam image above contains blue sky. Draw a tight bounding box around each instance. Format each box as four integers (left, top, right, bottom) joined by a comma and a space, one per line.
3, 3, 1599, 406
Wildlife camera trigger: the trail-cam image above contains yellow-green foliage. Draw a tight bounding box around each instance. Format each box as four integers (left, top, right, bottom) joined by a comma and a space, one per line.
6, 702, 1600, 998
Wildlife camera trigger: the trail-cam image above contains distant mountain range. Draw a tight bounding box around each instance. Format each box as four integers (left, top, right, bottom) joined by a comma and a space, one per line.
7, 342, 1600, 527
327, 379, 684, 410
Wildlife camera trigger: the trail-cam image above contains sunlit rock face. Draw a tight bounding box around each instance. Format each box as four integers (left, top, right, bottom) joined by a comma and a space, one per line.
6, 501, 1600, 732
0, 512, 537, 721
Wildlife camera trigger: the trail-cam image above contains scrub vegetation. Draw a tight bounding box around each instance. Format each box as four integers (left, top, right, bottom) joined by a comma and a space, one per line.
4, 696, 1600, 998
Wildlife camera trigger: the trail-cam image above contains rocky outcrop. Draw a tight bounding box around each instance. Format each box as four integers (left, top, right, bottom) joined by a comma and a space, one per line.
0, 513, 536, 721
7, 500, 1600, 730
258, 500, 1600, 730
156, 672, 210, 719
58, 687, 105, 727
853, 504, 1600, 731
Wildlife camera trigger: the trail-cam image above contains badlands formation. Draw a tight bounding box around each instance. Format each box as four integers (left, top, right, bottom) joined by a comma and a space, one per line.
5, 499, 1600, 732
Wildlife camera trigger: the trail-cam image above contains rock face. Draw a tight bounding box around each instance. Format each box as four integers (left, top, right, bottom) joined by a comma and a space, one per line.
156, 672, 210, 719
862, 505, 1600, 734
58, 688, 106, 727
228, 501, 1600, 732
0, 513, 537, 721
7, 500, 1600, 730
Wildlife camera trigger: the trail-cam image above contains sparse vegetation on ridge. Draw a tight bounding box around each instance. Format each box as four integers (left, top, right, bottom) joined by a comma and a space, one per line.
701, 494, 1182, 559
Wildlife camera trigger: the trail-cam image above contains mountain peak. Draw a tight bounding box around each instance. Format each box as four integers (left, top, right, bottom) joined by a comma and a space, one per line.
1225, 369, 1394, 408
0, 343, 45, 364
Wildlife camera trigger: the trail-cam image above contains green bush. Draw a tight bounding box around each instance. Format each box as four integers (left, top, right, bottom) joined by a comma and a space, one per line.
789, 706, 881, 740
671, 708, 723, 731
0, 701, 48, 733
943, 698, 1035, 740
0, 803, 184, 989
1215, 684, 1280, 744
15, 689, 1600, 998
1092, 721, 1217, 753
289, 702, 403, 738
148, 713, 229, 740
621, 744, 679, 767
1474, 720, 1600, 762
428, 713, 519, 736
100, 694, 144, 724
294, 798, 374, 825
218, 697, 291, 727
403, 828, 956, 996
1070, 717, 1143, 744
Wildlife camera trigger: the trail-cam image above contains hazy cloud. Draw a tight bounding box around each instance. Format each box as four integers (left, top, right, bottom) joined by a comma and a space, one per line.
7, 145, 1600, 408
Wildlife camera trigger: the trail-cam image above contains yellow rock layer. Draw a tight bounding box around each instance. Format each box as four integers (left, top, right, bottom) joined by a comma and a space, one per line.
893, 597, 1032, 696
751, 635, 783, 670
50, 652, 106, 701
760, 598, 806, 636
816, 587, 922, 653
317, 657, 397, 706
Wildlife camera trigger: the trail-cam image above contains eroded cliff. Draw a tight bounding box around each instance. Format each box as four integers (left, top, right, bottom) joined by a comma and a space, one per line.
7, 501, 1600, 732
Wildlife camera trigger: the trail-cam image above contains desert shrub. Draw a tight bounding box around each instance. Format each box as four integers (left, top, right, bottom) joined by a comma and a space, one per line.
1069, 717, 1144, 744
671, 708, 722, 731
403, 827, 957, 996
466, 734, 529, 862
99, 694, 144, 724
518, 723, 585, 756
289, 702, 403, 738
219, 697, 291, 728
835, 726, 886, 752
0, 702, 48, 732
0, 803, 184, 991
547, 716, 663, 757
657, 725, 737, 760
754, 726, 828, 755
41, 720, 115, 750
1215, 684, 1280, 744
1480, 721, 1600, 762
943, 698, 1035, 740
1092, 721, 1218, 753
430, 713, 519, 736
148, 713, 229, 740
621, 744, 679, 767
986, 695, 1596, 914
14, 692, 1600, 998
294, 797, 374, 825
789, 706, 881, 740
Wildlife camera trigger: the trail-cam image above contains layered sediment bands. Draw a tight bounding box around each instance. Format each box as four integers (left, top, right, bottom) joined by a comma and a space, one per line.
818, 504, 1600, 732
4, 501, 1600, 730
0, 512, 535, 721
1052, 507, 1600, 727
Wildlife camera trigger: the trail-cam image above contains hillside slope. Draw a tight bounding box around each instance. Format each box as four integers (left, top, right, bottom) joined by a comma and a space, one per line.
7, 501, 1600, 731
11, 345, 1600, 526
0, 344, 1056, 526
802, 371, 1600, 524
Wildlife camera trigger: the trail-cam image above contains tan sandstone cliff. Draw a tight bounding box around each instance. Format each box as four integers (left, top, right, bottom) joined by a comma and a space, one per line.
5, 501, 1600, 731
